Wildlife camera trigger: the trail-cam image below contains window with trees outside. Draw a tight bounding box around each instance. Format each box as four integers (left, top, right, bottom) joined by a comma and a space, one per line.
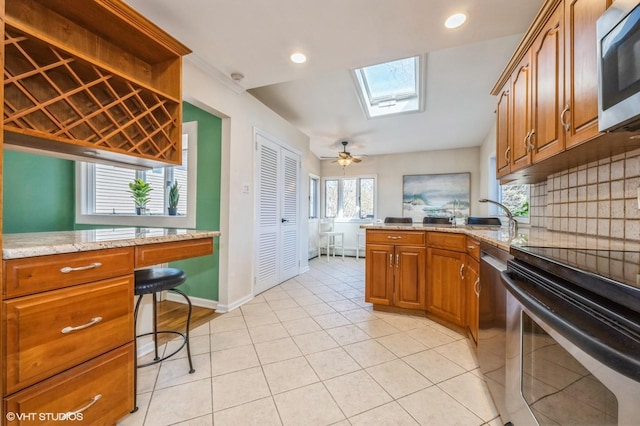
76, 121, 197, 228
323, 176, 375, 219
500, 183, 530, 221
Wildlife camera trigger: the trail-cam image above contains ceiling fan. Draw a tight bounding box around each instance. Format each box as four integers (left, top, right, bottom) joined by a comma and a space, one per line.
322, 141, 363, 166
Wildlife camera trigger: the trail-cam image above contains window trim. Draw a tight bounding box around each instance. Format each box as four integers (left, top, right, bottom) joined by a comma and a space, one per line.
322, 175, 377, 221
75, 121, 198, 228
309, 173, 320, 219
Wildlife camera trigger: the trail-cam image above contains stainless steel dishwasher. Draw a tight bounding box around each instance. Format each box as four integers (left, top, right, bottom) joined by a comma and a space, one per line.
478, 242, 512, 423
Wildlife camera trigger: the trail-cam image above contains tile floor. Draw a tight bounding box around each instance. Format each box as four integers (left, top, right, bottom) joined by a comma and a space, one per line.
118, 258, 501, 426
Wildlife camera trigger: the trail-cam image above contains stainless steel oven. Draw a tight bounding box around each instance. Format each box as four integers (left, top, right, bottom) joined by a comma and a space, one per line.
597, 0, 640, 132
501, 247, 640, 425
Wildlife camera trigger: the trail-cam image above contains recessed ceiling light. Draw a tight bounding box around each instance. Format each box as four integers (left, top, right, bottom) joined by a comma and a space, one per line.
290, 52, 307, 64
445, 13, 467, 29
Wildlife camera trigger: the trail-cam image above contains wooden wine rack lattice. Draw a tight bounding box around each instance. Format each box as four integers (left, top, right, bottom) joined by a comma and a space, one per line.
3, 26, 181, 165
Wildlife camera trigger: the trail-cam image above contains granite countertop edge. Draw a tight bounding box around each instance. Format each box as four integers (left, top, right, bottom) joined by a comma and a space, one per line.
2, 228, 221, 259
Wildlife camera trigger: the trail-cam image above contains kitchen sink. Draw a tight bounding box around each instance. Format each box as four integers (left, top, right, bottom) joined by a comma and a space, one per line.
466, 216, 501, 228
422, 217, 453, 226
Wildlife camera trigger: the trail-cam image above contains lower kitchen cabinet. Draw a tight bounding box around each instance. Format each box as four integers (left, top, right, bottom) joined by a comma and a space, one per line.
365, 230, 426, 310
426, 247, 466, 326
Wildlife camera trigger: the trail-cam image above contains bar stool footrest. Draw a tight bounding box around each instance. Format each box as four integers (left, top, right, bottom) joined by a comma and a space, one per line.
136, 330, 193, 370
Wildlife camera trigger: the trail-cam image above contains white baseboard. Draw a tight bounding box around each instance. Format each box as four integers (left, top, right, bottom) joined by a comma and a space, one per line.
216, 293, 254, 313
165, 292, 218, 310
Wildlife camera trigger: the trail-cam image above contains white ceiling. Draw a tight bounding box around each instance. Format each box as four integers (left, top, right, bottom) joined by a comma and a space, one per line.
126, 0, 544, 159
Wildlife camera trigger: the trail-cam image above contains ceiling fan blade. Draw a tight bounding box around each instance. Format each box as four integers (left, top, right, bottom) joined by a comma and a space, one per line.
338, 152, 349, 159
352, 158, 362, 163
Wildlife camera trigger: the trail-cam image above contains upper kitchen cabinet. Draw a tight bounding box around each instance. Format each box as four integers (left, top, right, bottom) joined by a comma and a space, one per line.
3, 0, 191, 168
492, 0, 615, 183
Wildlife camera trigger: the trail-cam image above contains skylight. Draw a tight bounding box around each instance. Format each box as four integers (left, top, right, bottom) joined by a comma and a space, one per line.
352, 56, 424, 118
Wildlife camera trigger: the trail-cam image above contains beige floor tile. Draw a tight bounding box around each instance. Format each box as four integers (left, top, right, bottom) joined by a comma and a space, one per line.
244, 310, 280, 327
281, 317, 322, 336
313, 312, 351, 329
316, 291, 346, 303
381, 315, 425, 331
438, 372, 499, 422
254, 337, 302, 365
302, 302, 336, 316
326, 324, 371, 345
262, 288, 291, 302
263, 356, 320, 394
376, 332, 427, 357
144, 378, 212, 426
163, 334, 210, 360
268, 297, 300, 310
213, 397, 282, 426
284, 287, 313, 297
328, 299, 361, 312
343, 339, 397, 368
211, 366, 271, 411
274, 306, 310, 322
241, 302, 273, 314
190, 323, 210, 337
292, 330, 339, 355
135, 363, 160, 394
339, 308, 378, 323
354, 319, 400, 338
403, 350, 466, 384
366, 359, 432, 398
245, 294, 266, 304
305, 347, 361, 380
405, 325, 457, 348
248, 323, 289, 343
172, 414, 215, 425
291, 294, 324, 306
210, 344, 259, 376
273, 382, 345, 426
398, 386, 483, 426
154, 353, 210, 390
348, 401, 419, 426
434, 339, 479, 371
210, 328, 252, 352
209, 316, 247, 333
324, 370, 392, 417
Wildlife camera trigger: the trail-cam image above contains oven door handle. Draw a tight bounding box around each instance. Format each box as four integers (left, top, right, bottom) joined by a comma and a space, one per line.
500, 270, 640, 382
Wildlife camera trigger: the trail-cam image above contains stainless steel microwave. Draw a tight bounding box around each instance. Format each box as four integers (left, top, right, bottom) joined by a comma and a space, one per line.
597, 0, 640, 132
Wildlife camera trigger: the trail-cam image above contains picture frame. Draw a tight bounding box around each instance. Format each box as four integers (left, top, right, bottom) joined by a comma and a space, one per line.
402, 173, 470, 222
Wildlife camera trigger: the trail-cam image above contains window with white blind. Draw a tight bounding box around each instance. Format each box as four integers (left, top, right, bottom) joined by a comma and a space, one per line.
76, 121, 197, 228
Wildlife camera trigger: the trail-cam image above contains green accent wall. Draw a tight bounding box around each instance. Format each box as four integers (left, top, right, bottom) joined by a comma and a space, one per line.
169, 102, 222, 301
3, 150, 75, 233
2, 102, 222, 302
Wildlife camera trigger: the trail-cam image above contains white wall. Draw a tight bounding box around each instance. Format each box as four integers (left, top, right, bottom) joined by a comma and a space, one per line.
182, 59, 321, 312
321, 147, 482, 220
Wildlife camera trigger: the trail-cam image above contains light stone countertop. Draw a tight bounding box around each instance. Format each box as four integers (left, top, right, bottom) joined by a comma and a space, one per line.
2, 228, 220, 259
361, 224, 640, 252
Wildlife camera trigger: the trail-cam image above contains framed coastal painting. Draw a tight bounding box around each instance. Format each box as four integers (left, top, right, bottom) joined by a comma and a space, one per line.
402, 173, 470, 222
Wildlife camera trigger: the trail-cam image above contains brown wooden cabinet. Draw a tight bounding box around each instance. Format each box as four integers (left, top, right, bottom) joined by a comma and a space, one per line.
564, 0, 612, 148
492, 0, 615, 183
465, 238, 481, 345
426, 232, 467, 327
365, 230, 426, 311
2, 248, 135, 423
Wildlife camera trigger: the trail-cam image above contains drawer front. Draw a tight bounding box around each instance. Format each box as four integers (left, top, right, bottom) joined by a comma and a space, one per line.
4, 343, 134, 426
3, 276, 134, 394
366, 230, 425, 246
3, 247, 133, 298
426, 232, 467, 252
466, 238, 480, 260
135, 238, 213, 267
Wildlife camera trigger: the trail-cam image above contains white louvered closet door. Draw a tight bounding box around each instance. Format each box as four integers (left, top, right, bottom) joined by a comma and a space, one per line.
255, 131, 300, 294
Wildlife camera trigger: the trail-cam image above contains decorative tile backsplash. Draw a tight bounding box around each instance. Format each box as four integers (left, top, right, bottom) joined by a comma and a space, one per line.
529, 148, 640, 241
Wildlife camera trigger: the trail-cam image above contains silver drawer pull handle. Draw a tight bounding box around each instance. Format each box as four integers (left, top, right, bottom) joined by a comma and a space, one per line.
61, 317, 103, 334
67, 394, 102, 415
387, 236, 402, 239
467, 245, 475, 249
60, 262, 102, 273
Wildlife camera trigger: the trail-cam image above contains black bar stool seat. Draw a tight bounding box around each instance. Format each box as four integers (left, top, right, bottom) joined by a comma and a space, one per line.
132, 267, 194, 412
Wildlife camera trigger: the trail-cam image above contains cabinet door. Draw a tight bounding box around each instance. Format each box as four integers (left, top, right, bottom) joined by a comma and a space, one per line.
466, 257, 480, 345
394, 246, 426, 310
365, 244, 394, 306
496, 81, 511, 178
564, 0, 611, 148
531, 5, 565, 163
510, 53, 533, 172
426, 248, 466, 326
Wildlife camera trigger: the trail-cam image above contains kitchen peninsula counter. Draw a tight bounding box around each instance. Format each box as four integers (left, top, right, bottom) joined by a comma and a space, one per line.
361, 224, 640, 252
